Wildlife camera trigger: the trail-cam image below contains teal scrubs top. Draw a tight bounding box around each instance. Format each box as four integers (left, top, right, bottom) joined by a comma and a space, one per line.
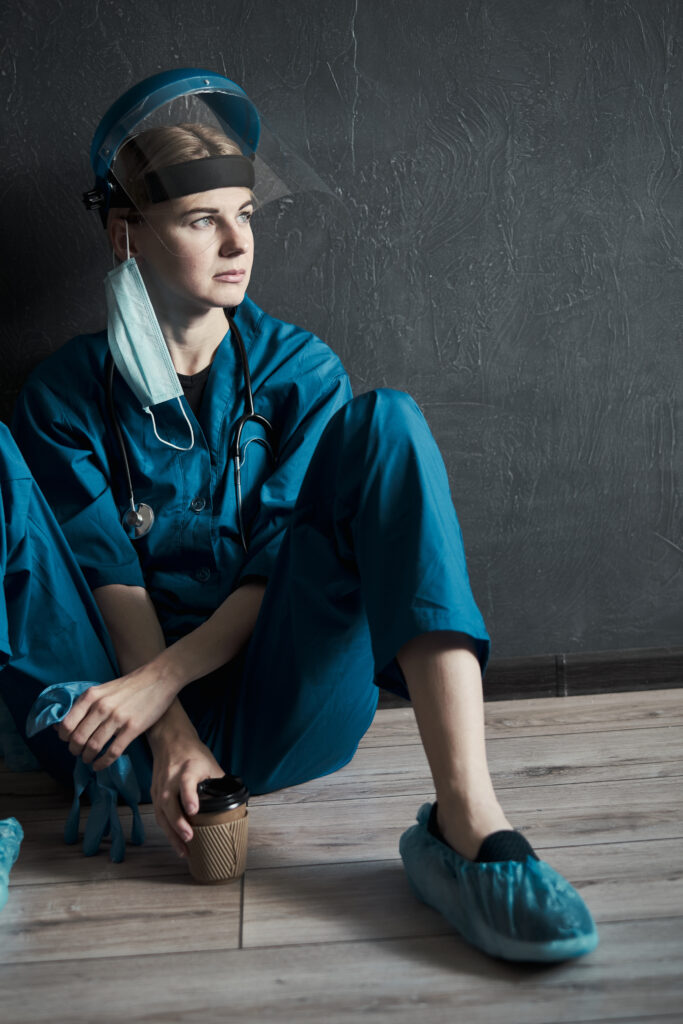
12, 296, 352, 645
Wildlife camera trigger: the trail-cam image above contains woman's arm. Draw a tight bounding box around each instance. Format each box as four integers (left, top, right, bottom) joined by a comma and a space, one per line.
94, 584, 227, 856
58, 579, 267, 768
92, 583, 166, 673
142, 578, 267, 844
143, 579, 267, 699
57, 580, 266, 857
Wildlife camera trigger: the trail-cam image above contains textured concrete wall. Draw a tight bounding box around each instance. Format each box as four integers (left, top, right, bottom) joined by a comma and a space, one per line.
1, 0, 681, 657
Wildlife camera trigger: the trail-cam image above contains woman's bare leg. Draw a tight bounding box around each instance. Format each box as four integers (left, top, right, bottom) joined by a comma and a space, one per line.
396, 630, 511, 860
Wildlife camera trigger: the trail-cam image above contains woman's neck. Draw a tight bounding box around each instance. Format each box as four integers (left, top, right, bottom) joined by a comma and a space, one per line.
158, 307, 229, 376
136, 260, 231, 376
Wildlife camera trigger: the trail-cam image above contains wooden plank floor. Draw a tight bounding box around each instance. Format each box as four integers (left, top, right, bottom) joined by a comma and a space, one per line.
1, 688, 682, 1023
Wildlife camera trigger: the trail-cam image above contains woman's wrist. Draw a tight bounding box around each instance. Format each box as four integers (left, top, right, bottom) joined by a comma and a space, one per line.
133, 646, 187, 700
146, 697, 198, 750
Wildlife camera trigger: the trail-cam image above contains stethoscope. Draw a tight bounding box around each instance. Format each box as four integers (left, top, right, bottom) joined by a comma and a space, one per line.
105, 311, 276, 553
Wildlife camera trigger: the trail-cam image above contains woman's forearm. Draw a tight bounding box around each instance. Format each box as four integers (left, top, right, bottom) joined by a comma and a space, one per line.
128, 579, 267, 704
84, 584, 193, 753
66, 580, 266, 764
93, 580, 265, 692
92, 583, 167, 673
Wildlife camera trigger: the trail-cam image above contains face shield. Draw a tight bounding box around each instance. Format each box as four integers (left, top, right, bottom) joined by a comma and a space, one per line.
84, 68, 332, 257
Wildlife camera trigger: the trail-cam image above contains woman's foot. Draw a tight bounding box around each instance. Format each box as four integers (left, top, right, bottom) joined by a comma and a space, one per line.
399, 802, 600, 963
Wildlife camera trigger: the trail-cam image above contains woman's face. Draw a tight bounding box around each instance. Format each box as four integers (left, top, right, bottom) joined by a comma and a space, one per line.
122, 186, 255, 316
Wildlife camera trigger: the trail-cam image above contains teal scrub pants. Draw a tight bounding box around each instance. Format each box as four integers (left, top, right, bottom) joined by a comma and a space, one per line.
0, 389, 490, 797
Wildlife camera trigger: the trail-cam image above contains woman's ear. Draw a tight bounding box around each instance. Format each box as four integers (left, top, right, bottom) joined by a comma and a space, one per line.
108, 214, 141, 262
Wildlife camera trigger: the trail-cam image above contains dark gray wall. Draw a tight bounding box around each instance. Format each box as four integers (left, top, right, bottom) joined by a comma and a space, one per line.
1, 0, 681, 658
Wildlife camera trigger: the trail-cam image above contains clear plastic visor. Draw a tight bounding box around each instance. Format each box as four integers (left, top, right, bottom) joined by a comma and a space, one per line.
103, 91, 333, 257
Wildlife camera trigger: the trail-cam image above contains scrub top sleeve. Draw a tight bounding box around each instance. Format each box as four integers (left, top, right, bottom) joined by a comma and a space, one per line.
237, 371, 353, 583
11, 384, 145, 592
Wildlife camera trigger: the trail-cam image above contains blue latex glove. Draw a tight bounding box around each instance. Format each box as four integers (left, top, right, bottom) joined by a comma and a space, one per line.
0, 817, 23, 912
26, 682, 145, 863
400, 802, 599, 963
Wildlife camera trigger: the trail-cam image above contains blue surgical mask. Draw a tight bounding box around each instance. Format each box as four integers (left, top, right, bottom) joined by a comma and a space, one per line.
104, 239, 194, 451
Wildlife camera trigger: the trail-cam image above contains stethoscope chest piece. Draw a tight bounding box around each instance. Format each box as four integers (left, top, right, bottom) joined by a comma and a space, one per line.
122, 502, 155, 539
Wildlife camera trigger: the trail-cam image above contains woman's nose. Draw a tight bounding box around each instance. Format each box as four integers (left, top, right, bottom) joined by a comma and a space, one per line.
218, 225, 248, 256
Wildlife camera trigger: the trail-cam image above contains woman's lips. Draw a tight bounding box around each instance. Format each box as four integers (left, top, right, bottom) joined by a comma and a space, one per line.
214, 270, 246, 282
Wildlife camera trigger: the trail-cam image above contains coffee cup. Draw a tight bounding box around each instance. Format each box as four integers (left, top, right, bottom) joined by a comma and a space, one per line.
185, 775, 249, 884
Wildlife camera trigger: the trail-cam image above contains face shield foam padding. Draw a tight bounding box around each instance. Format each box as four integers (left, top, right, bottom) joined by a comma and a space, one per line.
144, 154, 255, 202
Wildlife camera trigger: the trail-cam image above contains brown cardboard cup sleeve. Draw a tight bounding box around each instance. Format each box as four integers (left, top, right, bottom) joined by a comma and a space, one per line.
186, 805, 248, 884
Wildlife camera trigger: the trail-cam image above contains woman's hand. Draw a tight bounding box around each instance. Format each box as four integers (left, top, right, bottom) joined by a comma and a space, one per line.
148, 725, 225, 858
55, 667, 179, 770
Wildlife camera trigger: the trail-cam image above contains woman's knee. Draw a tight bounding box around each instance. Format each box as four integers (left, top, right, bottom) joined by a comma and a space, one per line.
301, 387, 438, 507
338, 388, 428, 444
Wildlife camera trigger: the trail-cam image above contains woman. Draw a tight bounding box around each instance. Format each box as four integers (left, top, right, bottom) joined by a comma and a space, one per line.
2, 69, 596, 962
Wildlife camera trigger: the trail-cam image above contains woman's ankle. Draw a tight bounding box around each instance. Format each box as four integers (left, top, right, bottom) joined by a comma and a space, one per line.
434, 791, 513, 860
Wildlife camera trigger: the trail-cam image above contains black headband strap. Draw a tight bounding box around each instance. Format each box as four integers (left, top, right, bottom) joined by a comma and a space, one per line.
144, 154, 255, 203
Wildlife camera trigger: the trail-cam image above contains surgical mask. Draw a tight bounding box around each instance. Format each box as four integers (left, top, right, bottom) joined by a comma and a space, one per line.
104, 230, 194, 451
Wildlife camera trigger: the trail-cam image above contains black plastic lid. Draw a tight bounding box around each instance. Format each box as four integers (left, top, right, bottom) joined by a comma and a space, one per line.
196, 775, 249, 812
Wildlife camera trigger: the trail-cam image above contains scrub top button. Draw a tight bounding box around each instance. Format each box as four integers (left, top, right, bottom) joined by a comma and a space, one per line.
190, 496, 206, 512
195, 567, 211, 582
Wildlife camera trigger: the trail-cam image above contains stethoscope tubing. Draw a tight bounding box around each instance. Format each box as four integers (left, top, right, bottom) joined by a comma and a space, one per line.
105, 311, 276, 553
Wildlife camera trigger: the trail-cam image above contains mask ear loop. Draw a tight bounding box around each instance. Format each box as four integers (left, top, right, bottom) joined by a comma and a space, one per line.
120, 218, 193, 452
146, 402, 195, 452
112, 220, 133, 267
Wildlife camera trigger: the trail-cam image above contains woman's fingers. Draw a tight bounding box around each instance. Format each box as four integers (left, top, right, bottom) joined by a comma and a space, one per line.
60, 701, 127, 765
78, 719, 118, 764
179, 773, 202, 818
156, 805, 189, 859
58, 686, 115, 755
55, 673, 178, 767
91, 727, 134, 771
65, 708, 110, 758
154, 786, 192, 856
149, 734, 226, 859
154, 765, 219, 856
54, 683, 148, 768
56, 687, 97, 742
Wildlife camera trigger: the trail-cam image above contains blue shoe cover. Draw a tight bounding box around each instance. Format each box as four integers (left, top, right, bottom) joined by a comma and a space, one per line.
0, 817, 23, 913
26, 682, 145, 863
399, 803, 599, 963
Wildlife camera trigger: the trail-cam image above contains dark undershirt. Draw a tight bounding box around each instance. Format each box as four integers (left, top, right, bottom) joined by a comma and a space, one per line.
177, 364, 212, 418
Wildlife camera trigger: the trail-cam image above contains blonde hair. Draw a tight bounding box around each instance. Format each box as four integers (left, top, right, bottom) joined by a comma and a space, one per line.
113, 122, 248, 210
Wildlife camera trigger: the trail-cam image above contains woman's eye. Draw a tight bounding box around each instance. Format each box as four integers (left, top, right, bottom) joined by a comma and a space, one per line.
191, 216, 214, 229
237, 210, 253, 224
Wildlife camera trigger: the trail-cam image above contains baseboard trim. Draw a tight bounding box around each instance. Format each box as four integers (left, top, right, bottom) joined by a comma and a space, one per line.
377, 645, 683, 707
